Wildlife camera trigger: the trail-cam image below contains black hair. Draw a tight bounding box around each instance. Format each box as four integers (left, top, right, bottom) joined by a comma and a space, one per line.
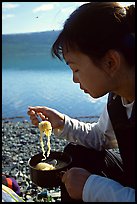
51, 2, 135, 66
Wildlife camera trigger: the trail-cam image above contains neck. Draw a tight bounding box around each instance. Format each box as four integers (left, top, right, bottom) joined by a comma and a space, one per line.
114, 69, 135, 103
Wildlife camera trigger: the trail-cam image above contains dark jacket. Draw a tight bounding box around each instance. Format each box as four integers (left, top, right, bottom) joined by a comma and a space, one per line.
107, 93, 135, 188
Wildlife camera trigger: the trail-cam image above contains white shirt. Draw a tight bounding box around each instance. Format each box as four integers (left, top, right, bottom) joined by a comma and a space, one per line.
54, 98, 135, 202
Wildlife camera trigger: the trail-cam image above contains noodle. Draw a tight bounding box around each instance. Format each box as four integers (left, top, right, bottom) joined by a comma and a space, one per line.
38, 121, 52, 160
35, 162, 55, 170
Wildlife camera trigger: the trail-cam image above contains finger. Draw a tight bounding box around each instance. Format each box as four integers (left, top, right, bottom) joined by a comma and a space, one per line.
32, 119, 39, 126
27, 109, 36, 116
62, 171, 68, 183
30, 115, 38, 122
37, 112, 46, 121
28, 106, 48, 116
28, 107, 47, 121
59, 171, 66, 179
30, 115, 39, 126
28, 110, 39, 120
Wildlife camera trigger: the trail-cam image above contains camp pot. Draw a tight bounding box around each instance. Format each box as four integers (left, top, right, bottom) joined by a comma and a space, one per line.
28, 151, 72, 188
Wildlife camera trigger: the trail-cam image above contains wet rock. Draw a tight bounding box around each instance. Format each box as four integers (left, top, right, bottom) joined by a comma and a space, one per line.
30, 128, 37, 134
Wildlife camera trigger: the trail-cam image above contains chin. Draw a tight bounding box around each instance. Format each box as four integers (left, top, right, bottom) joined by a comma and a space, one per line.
89, 92, 107, 99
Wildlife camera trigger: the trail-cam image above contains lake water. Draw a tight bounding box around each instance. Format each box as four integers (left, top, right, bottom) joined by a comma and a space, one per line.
2, 31, 107, 122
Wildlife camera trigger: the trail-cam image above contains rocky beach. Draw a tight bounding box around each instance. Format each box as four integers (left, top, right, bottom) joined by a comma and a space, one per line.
2, 119, 69, 202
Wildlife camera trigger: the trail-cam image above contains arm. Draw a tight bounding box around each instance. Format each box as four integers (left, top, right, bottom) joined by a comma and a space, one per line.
27, 105, 118, 150
83, 174, 135, 202
54, 105, 118, 150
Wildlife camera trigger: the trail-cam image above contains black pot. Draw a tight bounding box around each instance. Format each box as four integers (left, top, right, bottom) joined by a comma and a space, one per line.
28, 151, 72, 188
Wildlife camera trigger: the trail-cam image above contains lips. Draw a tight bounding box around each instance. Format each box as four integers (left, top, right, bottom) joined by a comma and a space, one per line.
80, 86, 88, 93
84, 89, 89, 93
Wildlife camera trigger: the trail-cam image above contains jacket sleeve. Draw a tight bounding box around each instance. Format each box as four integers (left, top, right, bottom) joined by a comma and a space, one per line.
82, 174, 135, 202
54, 105, 118, 150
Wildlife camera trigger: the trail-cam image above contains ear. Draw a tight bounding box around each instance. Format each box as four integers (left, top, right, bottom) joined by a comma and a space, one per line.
102, 50, 121, 77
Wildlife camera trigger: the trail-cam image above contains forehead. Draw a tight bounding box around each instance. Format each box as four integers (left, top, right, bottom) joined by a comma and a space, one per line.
63, 45, 81, 62
62, 42, 80, 58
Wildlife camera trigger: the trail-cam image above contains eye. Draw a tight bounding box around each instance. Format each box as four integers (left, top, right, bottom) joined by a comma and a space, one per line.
74, 69, 79, 73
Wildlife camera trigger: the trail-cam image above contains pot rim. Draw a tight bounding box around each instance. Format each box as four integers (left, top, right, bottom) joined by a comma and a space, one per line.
28, 151, 72, 171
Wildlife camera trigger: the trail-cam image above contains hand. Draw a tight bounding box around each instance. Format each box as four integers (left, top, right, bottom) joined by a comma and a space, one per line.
62, 167, 91, 200
27, 106, 65, 129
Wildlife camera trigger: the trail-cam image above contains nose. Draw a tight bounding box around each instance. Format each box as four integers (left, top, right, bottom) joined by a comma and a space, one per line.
73, 74, 79, 83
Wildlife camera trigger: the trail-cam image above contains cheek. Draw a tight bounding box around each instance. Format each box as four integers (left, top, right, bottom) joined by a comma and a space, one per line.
82, 72, 107, 91
80, 72, 95, 88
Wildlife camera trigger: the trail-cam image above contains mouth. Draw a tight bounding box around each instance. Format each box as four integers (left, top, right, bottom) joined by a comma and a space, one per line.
83, 89, 89, 93
80, 86, 88, 93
